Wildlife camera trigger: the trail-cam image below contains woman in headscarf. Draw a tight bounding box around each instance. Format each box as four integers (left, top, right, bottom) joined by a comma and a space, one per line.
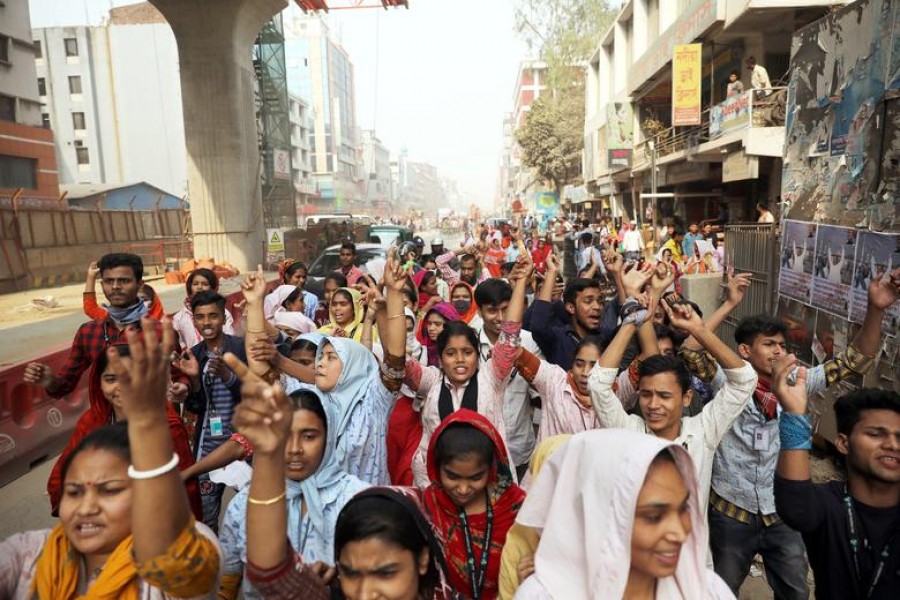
413, 269, 441, 312
395, 254, 531, 488
449, 282, 478, 324
272, 310, 316, 339
46, 344, 202, 521
280, 260, 319, 321
264, 285, 305, 322
497, 435, 571, 600
484, 232, 507, 278
1, 324, 221, 600
513, 430, 734, 599
424, 410, 526, 600
218, 389, 369, 600
417, 302, 462, 367
530, 237, 552, 274
172, 268, 235, 348
317, 287, 370, 342
387, 308, 429, 485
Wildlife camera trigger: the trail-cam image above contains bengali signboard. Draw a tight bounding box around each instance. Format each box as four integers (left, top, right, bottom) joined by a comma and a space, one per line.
672, 44, 703, 126
709, 92, 751, 137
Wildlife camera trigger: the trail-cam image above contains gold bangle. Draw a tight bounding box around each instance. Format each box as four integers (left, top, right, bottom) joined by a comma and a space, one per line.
247, 491, 286, 506
386, 314, 403, 321
245, 328, 267, 334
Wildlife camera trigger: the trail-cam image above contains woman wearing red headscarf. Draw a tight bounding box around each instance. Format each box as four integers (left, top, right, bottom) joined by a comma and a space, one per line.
45, 344, 202, 520
424, 410, 526, 600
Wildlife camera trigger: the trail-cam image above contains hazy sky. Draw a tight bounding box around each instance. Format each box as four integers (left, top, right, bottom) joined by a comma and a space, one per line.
28, 0, 530, 208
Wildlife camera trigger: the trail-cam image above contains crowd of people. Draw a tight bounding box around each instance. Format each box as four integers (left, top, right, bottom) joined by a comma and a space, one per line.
3, 219, 900, 599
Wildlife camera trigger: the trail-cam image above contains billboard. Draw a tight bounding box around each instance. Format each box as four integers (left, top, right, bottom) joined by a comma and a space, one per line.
672, 43, 703, 126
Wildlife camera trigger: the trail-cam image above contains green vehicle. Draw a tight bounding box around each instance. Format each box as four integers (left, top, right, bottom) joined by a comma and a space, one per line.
366, 224, 414, 247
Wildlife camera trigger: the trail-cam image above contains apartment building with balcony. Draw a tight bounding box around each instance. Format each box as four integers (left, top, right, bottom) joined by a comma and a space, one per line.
584, 0, 846, 233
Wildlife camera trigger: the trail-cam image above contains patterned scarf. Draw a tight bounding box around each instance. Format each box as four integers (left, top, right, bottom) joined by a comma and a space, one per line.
754, 376, 778, 421
103, 299, 148, 327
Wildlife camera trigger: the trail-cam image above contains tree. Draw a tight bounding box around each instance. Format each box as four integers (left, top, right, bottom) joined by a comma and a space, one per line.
512, 0, 616, 192
515, 89, 585, 196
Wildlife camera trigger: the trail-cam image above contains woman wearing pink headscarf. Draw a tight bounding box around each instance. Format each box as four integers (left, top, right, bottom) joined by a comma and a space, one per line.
514, 429, 734, 599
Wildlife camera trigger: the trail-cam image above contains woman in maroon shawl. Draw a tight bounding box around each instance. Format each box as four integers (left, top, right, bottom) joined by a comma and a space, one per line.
424, 410, 526, 600
416, 302, 462, 367
46, 344, 202, 519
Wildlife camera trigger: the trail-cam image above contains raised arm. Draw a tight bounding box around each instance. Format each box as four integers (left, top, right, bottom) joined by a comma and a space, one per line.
82, 261, 107, 320
225, 353, 292, 572
111, 318, 192, 562
852, 267, 900, 359
663, 298, 744, 370
242, 266, 280, 378
772, 354, 811, 481
488, 253, 530, 382
536, 252, 560, 303
380, 248, 410, 361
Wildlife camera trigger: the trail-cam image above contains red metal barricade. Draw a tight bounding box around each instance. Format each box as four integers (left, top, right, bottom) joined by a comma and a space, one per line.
0, 343, 90, 488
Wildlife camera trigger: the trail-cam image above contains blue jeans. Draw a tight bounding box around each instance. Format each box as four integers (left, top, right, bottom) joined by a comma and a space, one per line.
198, 473, 226, 534
708, 506, 809, 599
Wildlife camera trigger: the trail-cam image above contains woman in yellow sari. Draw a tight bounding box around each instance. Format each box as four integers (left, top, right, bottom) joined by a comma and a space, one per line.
0, 320, 221, 599
317, 287, 375, 343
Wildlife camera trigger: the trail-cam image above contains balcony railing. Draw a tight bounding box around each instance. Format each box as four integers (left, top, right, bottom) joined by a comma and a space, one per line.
633, 86, 788, 168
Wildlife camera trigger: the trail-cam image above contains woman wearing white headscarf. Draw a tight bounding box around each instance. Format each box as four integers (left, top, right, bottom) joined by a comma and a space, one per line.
514, 429, 734, 599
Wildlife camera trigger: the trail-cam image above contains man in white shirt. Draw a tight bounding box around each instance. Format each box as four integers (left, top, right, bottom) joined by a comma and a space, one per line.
747, 56, 772, 98
622, 224, 645, 262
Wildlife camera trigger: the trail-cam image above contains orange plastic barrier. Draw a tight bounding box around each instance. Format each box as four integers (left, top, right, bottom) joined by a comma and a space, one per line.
0, 343, 90, 487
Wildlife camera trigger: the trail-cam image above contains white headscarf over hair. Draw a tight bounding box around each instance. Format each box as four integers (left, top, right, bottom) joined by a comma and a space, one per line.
264, 285, 300, 321
273, 310, 317, 335
516, 429, 732, 599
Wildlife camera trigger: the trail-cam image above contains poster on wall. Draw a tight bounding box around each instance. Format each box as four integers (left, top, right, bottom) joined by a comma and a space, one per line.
810, 225, 855, 314
848, 231, 900, 334
812, 310, 851, 365
777, 296, 816, 365
778, 220, 817, 303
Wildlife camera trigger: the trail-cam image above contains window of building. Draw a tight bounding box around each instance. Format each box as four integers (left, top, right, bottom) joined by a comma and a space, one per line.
72, 112, 86, 130
42, 113, 50, 128
76, 146, 90, 165
0, 155, 38, 189
0, 35, 9, 63
0, 94, 15, 122
64, 37, 79, 57
68, 76, 82, 94
34, 40, 42, 59
38, 78, 47, 96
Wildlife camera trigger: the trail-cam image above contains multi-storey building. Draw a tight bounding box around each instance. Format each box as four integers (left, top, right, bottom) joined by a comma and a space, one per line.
584, 0, 845, 233
32, 4, 186, 196
283, 8, 362, 212
0, 0, 59, 199
289, 93, 317, 221
360, 129, 393, 217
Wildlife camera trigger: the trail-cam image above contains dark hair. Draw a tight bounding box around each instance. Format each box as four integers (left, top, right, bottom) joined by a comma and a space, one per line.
673, 227, 685, 237
60, 423, 131, 484
654, 324, 681, 349
835, 389, 900, 436
139, 284, 156, 302
98, 253, 143, 281
186, 268, 218, 295
332, 289, 355, 306
459, 254, 477, 264
335, 492, 440, 596
282, 286, 304, 309
418, 271, 436, 291
575, 334, 604, 355
419, 254, 435, 266
436, 321, 479, 356
734, 315, 788, 346
563, 278, 601, 306
288, 389, 328, 436
340, 241, 357, 254
190, 290, 226, 314
400, 286, 418, 306
290, 337, 318, 355
283, 261, 308, 282
729, 70, 740, 78
758, 202, 770, 211
434, 422, 495, 468
474, 279, 512, 307
324, 272, 348, 288
650, 448, 678, 469
638, 355, 692, 393
95, 344, 131, 379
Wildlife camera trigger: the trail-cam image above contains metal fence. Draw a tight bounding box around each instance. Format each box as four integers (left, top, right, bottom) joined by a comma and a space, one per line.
720, 223, 778, 352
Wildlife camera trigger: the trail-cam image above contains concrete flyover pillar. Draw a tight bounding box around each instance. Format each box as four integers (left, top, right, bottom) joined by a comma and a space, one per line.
149, 0, 288, 272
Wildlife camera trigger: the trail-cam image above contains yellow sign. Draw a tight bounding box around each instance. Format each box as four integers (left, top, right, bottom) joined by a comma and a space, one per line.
266, 228, 285, 253
672, 43, 702, 126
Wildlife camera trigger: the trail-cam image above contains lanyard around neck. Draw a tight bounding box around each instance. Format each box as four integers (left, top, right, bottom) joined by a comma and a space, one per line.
843, 485, 897, 598
458, 490, 494, 600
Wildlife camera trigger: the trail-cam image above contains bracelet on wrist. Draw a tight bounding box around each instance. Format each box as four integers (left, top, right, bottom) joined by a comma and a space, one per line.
128, 452, 180, 480
248, 491, 286, 506
779, 412, 812, 450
